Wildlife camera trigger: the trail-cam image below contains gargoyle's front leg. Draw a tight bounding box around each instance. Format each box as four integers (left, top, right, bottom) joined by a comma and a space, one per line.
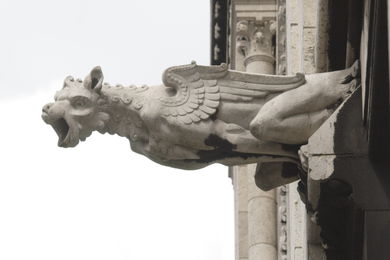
249, 61, 360, 144
213, 120, 299, 160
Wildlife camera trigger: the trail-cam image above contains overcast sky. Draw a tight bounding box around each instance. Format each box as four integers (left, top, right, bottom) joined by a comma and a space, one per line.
0, 1, 234, 260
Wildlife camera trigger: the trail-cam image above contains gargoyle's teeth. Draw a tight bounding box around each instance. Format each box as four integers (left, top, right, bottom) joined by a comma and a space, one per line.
50, 118, 70, 146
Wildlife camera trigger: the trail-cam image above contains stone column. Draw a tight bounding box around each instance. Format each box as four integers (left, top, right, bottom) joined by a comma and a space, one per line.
247, 165, 277, 260
232, 166, 249, 260
236, 19, 276, 74
236, 18, 278, 260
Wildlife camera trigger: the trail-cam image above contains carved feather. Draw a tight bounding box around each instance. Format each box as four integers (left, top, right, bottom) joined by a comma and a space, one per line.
220, 93, 254, 102
188, 101, 199, 108
206, 86, 219, 93
203, 99, 219, 108
160, 62, 305, 124
188, 113, 201, 122
169, 108, 178, 117
220, 86, 268, 97
177, 107, 187, 116
179, 115, 192, 125
199, 105, 216, 114
217, 71, 305, 102
160, 63, 224, 124
205, 93, 220, 100
193, 110, 209, 119
183, 106, 194, 113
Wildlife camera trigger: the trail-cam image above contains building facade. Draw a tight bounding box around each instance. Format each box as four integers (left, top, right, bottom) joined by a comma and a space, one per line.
211, 0, 390, 259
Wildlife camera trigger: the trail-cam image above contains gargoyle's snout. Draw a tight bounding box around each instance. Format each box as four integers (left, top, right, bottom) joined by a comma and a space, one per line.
41, 103, 54, 124
41, 102, 76, 148
42, 103, 53, 113
41, 101, 67, 123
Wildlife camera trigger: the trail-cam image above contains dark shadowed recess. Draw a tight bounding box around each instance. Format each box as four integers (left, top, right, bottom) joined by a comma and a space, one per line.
210, 0, 229, 65
195, 134, 263, 163
318, 0, 390, 259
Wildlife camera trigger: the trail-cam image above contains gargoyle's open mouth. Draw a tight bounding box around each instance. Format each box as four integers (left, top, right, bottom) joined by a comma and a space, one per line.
51, 118, 70, 147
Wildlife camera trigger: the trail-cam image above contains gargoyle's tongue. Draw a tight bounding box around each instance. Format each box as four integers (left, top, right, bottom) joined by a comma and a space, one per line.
51, 118, 69, 146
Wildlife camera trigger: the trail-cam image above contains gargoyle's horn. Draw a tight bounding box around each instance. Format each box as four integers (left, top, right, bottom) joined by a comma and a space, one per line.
63, 76, 75, 88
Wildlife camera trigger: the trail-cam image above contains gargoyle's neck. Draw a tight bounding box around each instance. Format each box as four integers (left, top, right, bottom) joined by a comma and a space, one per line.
96, 84, 149, 140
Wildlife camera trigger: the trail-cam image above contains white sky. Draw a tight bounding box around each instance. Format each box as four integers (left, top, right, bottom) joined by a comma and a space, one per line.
0, 1, 234, 260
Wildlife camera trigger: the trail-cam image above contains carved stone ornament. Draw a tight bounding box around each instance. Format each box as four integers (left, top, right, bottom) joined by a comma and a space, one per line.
42, 61, 360, 171
236, 19, 276, 65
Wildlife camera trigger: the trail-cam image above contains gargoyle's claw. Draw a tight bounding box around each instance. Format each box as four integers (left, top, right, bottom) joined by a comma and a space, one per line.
351, 59, 360, 78
341, 78, 360, 100
339, 60, 360, 84
298, 146, 309, 173
340, 74, 354, 84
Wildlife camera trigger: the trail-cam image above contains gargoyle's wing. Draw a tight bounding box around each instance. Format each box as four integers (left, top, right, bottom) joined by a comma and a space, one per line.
217, 70, 306, 102
160, 62, 227, 124
160, 62, 306, 124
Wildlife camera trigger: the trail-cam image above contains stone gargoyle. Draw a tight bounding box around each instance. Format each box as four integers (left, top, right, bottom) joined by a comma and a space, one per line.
41, 61, 359, 172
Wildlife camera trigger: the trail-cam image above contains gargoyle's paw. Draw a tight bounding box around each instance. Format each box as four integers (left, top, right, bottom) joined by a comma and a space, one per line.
351, 59, 360, 78
298, 149, 308, 173
298, 145, 309, 173
341, 78, 360, 100
340, 73, 354, 84
339, 60, 361, 84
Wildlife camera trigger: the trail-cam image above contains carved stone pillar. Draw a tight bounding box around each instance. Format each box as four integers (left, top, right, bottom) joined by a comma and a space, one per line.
236, 18, 278, 260
232, 166, 249, 260
236, 19, 276, 74
247, 164, 277, 260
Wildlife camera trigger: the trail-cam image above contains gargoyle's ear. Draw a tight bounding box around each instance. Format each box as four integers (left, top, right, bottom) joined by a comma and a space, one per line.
84, 66, 104, 93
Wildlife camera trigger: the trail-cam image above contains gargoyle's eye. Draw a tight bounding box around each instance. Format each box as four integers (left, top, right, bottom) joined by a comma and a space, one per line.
71, 96, 89, 108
